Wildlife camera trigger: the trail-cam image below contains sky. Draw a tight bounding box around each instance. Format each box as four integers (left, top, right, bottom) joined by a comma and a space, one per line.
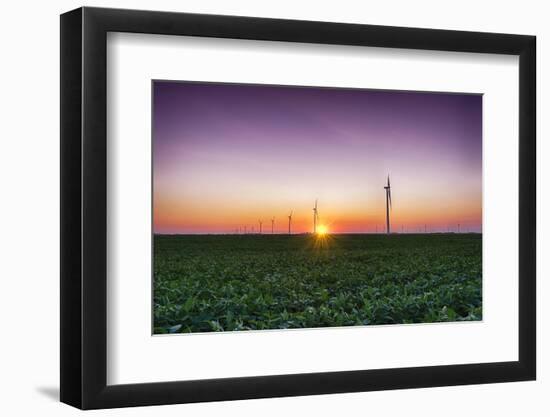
153, 81, 482, 234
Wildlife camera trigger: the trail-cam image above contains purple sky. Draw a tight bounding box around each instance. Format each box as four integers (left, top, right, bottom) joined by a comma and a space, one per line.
153, 81, 482, 234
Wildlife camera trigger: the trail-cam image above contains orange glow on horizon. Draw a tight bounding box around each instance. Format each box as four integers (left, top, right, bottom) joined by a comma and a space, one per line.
153, 185, 482, 234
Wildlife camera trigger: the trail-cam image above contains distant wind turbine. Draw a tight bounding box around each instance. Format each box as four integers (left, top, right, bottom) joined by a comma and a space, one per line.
384, 175, 392, 234
313, 199, 318, 234
258, 220, 263, 234
271, 217, 275, 234
288, 210, 293, 235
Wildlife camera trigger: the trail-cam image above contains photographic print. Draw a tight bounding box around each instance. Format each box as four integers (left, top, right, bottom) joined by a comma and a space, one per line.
153, 81, 482, 334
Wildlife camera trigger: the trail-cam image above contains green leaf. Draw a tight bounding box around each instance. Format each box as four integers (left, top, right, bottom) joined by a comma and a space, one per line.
168, 324, 182, 333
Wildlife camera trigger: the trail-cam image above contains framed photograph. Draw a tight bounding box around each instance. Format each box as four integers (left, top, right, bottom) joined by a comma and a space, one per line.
60, 7, 536, 409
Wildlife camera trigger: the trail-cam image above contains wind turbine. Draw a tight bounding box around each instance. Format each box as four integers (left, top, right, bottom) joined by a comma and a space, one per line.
312, 199, 318, 234
384, 175, 392, 234
271, 217, 275, 234
258, 220, 262, 234
288, 210, 293, 235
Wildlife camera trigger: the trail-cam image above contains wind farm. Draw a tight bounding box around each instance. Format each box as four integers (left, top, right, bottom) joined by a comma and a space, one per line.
205, 177, 473, 237
152, 81, 482, 334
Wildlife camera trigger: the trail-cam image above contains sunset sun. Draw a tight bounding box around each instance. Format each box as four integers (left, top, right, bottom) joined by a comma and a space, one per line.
316, 225, 329, 236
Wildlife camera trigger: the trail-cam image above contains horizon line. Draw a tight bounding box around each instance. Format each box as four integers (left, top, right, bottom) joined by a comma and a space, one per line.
153, 232, 483, 236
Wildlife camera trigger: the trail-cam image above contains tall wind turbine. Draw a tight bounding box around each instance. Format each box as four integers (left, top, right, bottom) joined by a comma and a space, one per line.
288, 210, 293, 235
258, 220, 263, 234
312, 199, 318, 234
271, 217, 275, 234
384, 175, 392, 234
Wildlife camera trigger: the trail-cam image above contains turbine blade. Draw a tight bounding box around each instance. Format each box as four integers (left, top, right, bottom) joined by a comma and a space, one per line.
389, 189, 392, 209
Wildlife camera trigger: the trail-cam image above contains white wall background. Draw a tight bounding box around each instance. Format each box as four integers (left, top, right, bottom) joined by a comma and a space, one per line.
0, 0, 546, 415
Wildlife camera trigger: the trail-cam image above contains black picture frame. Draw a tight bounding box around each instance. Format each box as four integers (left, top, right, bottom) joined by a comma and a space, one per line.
60, 6, 536, 410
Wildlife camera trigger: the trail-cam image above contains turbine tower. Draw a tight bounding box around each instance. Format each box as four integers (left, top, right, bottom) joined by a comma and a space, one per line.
384, 175, 392, 234
258, 219, 262, 234
313, 199, 318, 234
288, 210, 293, 235
271, 217, 275, 234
